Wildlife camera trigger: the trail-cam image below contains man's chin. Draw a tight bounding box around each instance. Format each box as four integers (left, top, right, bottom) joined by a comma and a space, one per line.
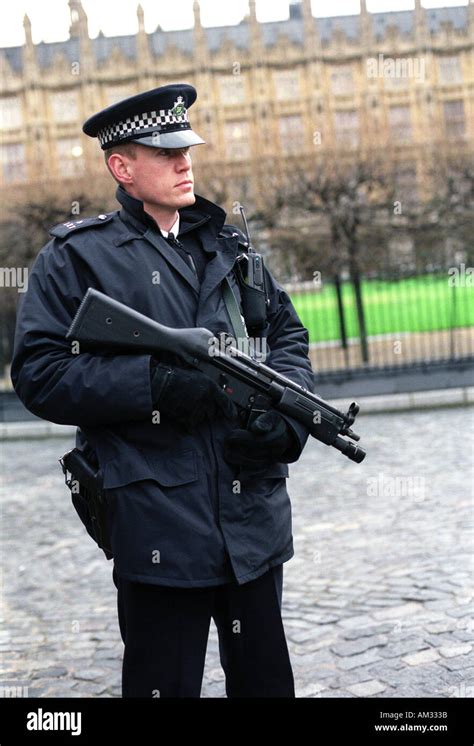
177, 192, 196, 207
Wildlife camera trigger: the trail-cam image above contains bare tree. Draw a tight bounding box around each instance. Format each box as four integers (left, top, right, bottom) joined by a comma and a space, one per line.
253, 150, 395, 364
0, 185, 112, 375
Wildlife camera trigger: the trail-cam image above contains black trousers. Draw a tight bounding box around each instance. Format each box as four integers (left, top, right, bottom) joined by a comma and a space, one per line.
112, 564, 295, 698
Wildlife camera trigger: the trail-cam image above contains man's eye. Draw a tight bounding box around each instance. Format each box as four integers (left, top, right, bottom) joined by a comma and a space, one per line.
156, 148, 189, 157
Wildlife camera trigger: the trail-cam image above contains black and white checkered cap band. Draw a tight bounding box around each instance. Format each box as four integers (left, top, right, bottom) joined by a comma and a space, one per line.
98, 108, 190, 147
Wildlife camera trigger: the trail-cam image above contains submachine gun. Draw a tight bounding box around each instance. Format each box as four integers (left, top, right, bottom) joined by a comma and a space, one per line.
65, 289, 367, 464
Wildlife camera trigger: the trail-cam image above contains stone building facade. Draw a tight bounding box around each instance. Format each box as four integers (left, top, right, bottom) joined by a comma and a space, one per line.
0, 0, 473, 205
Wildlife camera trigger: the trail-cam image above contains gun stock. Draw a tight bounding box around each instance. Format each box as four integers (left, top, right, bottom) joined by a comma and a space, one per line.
67, 288, 213, 363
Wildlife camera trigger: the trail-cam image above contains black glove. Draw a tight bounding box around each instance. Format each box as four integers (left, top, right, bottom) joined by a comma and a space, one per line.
150, 359, 238, 432
223, 410, 296, 468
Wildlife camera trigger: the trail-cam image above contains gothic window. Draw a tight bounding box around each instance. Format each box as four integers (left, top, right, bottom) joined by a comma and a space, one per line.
274, 70, 301, 101
330, 66, 354, 96
224, 120, 250, 160
0, 97, 22, 129
51, 90, 79, 123
438, 56, 462, 85
1, 143, 26, 182
443, 99, 465, 138
334, 110, 359, 146
388, 105, 412, 142
56, 138, 84, 177
279, 115, 305, 153
218, 75, 246, 105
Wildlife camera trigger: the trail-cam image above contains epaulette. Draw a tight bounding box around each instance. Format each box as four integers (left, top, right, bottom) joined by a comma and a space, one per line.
219, 224, 249, 250
49, 212, 115, 238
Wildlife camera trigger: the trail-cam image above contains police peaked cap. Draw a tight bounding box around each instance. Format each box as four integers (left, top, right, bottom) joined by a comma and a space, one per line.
82, 83, 205, 150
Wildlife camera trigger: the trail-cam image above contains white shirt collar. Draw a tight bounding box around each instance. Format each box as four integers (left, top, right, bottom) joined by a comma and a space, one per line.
160, 214, 180, 239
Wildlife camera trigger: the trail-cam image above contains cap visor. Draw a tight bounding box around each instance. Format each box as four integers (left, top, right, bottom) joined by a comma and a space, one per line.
132, 130, 205, 148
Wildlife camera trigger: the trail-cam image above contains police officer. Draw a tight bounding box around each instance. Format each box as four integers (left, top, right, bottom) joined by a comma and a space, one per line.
11, 83, 315, 698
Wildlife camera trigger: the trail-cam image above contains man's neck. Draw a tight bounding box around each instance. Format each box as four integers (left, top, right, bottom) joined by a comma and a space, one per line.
143, 202, 179, 233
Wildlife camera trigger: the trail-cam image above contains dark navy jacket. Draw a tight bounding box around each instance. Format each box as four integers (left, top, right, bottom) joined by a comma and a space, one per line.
11, 186, 315, 588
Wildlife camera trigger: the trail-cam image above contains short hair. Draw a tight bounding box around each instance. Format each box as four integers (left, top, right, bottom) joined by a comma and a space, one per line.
103, 142, 138, 184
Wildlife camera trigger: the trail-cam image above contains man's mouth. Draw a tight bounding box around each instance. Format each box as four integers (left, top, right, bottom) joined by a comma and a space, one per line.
176, 180, 193, 188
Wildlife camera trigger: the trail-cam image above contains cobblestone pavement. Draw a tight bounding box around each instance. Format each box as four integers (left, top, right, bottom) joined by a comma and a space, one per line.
1, 406, 473, 698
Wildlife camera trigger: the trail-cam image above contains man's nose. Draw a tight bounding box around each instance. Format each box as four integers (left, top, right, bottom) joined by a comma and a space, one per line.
176, 152, 192, 171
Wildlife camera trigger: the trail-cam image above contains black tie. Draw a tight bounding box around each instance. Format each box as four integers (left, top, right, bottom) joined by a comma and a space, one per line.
165, 232, 197, 276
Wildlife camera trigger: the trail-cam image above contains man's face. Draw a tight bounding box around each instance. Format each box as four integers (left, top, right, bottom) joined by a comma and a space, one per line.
124, 145, 195, 210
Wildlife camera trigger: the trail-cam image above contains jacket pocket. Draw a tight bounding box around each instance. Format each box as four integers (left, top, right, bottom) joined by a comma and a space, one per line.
102, 448, 198, 489
238, 461, 289, 483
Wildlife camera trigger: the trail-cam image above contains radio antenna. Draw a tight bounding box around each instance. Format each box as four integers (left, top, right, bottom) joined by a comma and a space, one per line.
239, 205, 254, 252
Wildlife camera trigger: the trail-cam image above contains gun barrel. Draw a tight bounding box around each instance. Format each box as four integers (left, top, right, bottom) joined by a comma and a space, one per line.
333, 435, 366, 463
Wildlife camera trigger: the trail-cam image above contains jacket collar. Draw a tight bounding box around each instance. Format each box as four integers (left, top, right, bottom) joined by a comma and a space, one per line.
114, 185, 238, 302
115, 185, 227, 241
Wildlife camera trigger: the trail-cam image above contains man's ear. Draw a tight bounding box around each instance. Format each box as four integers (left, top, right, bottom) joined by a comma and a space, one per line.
107, 153, 133, 184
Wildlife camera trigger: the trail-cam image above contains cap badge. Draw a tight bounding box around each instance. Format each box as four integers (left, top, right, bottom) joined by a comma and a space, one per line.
170, 96, 186, 118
